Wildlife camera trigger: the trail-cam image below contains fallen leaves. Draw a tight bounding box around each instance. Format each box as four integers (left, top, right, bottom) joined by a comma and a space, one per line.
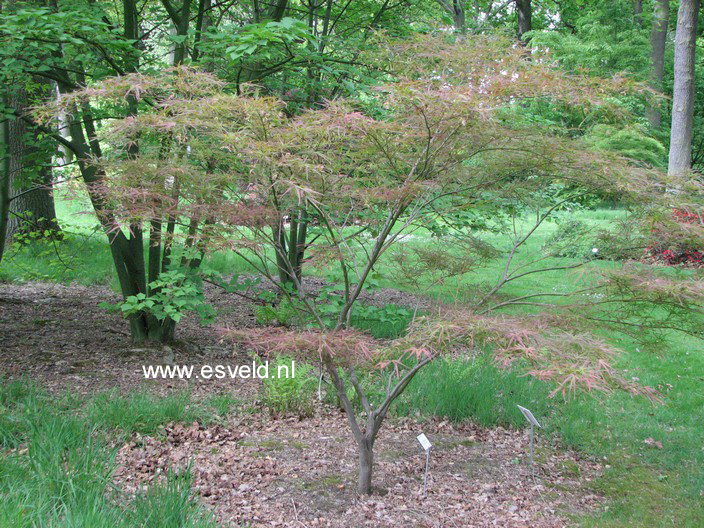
113, 412, 604, 527
643, 437, 664, 449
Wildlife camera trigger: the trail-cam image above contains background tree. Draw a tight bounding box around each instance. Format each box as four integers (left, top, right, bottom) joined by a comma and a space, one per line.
516, 0, 531, 38
1, 0, 62, 239
0, 103, 9, 263
647, 0, 670, 128
668, 0, 700, 177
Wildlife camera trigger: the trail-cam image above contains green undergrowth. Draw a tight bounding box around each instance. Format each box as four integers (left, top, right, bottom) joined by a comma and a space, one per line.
0, 380, 239, 527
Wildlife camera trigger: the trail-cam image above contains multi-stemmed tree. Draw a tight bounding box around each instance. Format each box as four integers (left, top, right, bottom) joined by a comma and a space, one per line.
41, 34, 703, 493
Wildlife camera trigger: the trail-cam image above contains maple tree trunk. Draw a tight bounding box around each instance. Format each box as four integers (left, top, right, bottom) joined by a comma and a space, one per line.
358, 437, 374, 495
668, 0, 700, 177
647, 0, 669, 128
129, 314, 176, 343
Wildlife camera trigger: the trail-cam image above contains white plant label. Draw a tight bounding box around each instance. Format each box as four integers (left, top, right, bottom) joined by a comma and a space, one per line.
417, 433, 432, 452
517, 405, 542, 428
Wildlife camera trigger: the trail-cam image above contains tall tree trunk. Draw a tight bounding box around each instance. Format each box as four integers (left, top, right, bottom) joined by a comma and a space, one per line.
647, 0, 669, 128
0, 110, 10, 263
668, 0, 700, 177
634, 0, 643, 26
452, 0, 465, 33
516, 0, 531, 38
6, 84, 60, 239
435, 0, 465, 34
192, 0, 211, 62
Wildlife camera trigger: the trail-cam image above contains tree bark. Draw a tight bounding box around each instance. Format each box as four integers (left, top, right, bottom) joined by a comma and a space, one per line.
668, 0, 700, 177
6, 85, 60, 239
516, 0, 531, 38
435, 0, 465, 33
358, 438, 374, 495
646, 0, 669, 128
634, 0, 643, 26
0, 110, 10, 263
452, 0, 465, 33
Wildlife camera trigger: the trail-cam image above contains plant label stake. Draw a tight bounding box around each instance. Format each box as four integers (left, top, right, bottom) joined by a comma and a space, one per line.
517, 405, 542, 473
417, 433, 432, 495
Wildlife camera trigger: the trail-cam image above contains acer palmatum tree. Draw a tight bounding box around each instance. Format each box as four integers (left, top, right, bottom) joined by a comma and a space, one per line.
38, 36, 702, 492
224, 35, 685, 494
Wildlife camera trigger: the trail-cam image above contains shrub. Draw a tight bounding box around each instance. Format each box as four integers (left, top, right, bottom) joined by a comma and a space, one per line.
393, 355, 552, 426
543, 218, 645, 261
130, 466, 215, 528
647, 208, 704, 267
260, 357, 318, 418
542, 220, 593, 258
254, 299, 306, 327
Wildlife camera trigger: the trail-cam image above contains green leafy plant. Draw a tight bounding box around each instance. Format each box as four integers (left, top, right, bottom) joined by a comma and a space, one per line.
260, 357, 317, 419
254, 298, 306, 327
117, 270, 215, 325
542, 219, 594, 258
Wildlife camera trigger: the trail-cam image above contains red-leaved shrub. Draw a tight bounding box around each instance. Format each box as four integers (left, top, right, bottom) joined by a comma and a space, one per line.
646, 208, 703, 267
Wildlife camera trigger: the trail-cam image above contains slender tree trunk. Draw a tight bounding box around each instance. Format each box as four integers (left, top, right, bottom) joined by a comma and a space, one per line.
634, 0, 643, 26
647, 0, 669, 128
358, 437, 374, 495
435, 0, 465, 34
268, 0, 288, 21
452, 0, 465, 33
668, 0, 700, 177
516, 0, 531, 38
192, 0, 212, 62
173, 0, 191, 65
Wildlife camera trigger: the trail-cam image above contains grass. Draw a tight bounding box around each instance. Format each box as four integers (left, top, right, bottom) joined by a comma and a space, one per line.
2, 195, 704, 525
85, 390, 215, 435
393, 355, 553, 427
0, 380, 219, 527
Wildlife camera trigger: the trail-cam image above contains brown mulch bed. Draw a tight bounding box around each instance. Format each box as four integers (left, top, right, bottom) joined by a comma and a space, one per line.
0, 281, 259, 397
114, 412, 603, 527
0, 281, 604, 526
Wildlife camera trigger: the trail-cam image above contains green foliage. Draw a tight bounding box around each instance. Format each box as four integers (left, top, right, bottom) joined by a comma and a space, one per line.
393, 355, 553, 426
222, 18, 316, 62
85, 390, 210, 435
260, 357, 317, 418
117, 270, 215, 325
542, 219, 594, 259
542, 216, 646, 261
585, 125, 667, 168
203, 393, 240, 418
527, 0, 651, 78
348, 304, 413, 339
254, 298, 306, 327
130, 466, 215, 528
0, 225, 112, 285
322, 367, 389, 412
0, 382, 216, 527
0, 3, 135, 87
